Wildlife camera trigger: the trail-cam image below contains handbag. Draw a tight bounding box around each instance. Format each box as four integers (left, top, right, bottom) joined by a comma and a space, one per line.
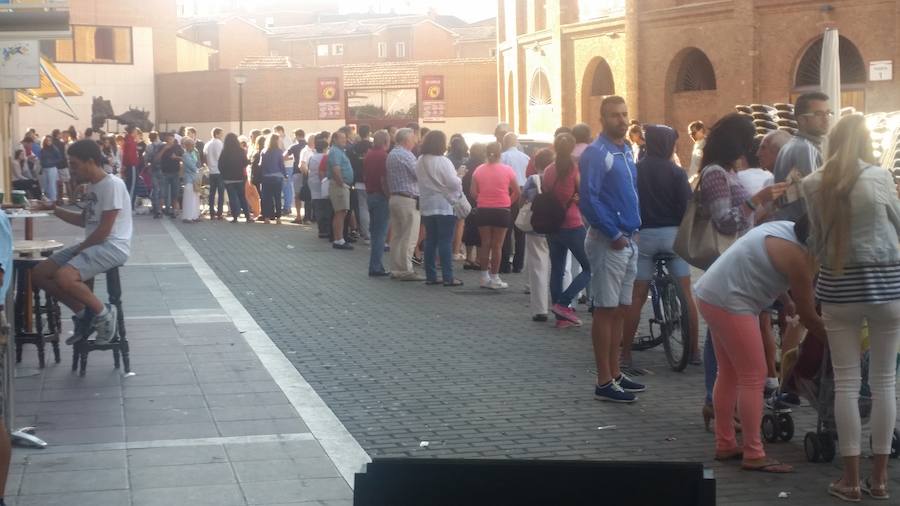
515, 174, 541, 232
531, 172, 576, 235
673, 165, 738, 270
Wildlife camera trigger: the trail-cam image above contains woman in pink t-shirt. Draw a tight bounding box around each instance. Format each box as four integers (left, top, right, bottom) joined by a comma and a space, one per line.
471, 142, 520, 289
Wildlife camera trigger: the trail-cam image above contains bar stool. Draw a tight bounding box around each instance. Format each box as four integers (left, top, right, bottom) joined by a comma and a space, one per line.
72, 266, 130, 377
13, 240, 65, 368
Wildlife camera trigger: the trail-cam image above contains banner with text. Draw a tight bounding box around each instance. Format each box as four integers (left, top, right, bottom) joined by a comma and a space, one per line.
421, 75, 445, 123
318, 77, 342, 120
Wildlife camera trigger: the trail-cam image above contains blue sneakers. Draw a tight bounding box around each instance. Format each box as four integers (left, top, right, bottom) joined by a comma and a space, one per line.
616, 374, 646, 393
594, 381, 636, 403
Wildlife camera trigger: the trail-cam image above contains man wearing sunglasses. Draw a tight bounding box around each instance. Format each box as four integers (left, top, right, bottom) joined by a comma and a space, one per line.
771, 91, 830, 222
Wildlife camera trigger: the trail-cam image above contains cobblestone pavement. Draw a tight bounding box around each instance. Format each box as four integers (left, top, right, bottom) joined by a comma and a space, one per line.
177, 218, 899, 505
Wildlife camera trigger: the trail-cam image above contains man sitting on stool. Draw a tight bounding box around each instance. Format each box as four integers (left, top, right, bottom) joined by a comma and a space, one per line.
33, 140, 132, 345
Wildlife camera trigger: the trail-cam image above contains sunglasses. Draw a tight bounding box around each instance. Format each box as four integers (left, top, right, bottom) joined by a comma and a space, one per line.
800, 111, 834, 119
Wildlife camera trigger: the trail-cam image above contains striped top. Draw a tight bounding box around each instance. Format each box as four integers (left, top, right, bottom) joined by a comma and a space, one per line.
816, 263, 900, 304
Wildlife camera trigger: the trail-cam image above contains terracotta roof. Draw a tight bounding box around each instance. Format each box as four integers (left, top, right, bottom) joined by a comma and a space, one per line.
343, 63, 419, 89
236, 56, 297, 70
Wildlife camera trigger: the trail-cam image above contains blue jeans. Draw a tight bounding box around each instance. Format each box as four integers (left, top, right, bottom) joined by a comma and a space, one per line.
282, 175, 294, 214
124, 165, 138, 209
704, 328, 717, 404
422, 214, 457, 282
261, 177, 283, 219
208, 173, 225, 217
367, 193, 389, 274
41, 166, 58, 202
162, 172, 180, 214
225, 182, 252, 220
548, 226, 591, 308
151, 168, 163, 214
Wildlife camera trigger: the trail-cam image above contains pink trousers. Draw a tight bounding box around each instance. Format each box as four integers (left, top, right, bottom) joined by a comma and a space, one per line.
698, 299, 767, 460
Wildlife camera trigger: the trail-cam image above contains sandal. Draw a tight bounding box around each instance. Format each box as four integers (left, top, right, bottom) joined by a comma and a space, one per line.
741, 458, 793, 473
714, 449, 743, 461
828, 480, 862, 502
443, 279, 464, 287
862, 477, 890, 500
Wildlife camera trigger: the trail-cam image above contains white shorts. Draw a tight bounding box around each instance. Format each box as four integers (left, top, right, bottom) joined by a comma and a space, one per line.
585, 228, 638, 308
49, 243, 128, 281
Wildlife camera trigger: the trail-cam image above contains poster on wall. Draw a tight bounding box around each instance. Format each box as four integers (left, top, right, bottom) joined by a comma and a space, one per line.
318, 77, 342, 120
0, 40, 39, 89
869, 60, 893, 82
421, 75, 445, 123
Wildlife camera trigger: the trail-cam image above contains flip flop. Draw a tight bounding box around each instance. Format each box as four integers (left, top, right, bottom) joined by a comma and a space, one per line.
829, 481, 862, 502
741, 458, 793, 473
443, 279, 464, 287
861, 477, 890, 500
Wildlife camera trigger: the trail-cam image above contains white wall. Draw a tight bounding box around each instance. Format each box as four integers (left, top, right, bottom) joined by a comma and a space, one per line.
18, 27, 156, 137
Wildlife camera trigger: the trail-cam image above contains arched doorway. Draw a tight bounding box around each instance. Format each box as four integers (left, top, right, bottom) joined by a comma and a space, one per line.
673, 48, 717, 92
792, 35, 866, 111
581, 57, 615, 136
665, 47, 718, 164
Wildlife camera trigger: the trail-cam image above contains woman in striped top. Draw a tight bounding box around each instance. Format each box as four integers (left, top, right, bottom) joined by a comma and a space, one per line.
802, 114, 900, 502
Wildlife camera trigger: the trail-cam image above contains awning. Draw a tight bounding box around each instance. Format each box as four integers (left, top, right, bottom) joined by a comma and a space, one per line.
15, 57, 82, 119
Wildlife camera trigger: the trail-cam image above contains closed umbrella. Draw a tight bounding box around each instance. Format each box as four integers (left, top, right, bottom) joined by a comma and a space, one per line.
820, 26, 841, 129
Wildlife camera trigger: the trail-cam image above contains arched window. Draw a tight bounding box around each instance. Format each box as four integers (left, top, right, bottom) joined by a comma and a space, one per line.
94, 27, 114, 61
529, 70, 552, 106
674, 49, 717, 92
795, 35, 865, 87
590, 58, 615, 96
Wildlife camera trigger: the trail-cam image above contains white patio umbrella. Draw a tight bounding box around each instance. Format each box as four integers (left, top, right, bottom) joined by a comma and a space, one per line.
820, 26, 842, 129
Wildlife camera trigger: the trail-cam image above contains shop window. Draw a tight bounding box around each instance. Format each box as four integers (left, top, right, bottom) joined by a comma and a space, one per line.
94, 27, 114, 61
795, 35, 865, 87
378, 42, 387, 58
396, 42, 407, 58
674, 48, 716, 92
317, 44, 329, 57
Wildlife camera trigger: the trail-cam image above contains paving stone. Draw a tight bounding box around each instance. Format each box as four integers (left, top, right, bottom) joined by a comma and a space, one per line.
128, 445, 229, 468
126, 421, 220, 442
125, 407, 214, 426
131, 484, 246, 506
20, 450, 126, 472
241, 478, 352, 504
16, 490, 131, 506
224, 441, 328, 462
216, 418, 309, 437
232, 457, 342, 482
129, 462, 237, 489
19, 468, 128, 495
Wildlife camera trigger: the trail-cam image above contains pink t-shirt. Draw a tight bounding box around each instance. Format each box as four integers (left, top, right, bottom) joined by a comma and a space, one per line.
542, 162, 582, 229
473, 162, 517, 208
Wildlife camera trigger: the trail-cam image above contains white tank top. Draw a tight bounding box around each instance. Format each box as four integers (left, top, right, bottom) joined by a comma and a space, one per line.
694, 221, 802, 314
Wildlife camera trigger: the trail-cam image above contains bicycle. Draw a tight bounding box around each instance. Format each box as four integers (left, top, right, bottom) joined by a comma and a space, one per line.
630, 253, 692, 372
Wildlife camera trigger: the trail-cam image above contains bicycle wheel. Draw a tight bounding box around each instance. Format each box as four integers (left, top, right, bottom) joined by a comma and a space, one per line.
660, 273, 691, 372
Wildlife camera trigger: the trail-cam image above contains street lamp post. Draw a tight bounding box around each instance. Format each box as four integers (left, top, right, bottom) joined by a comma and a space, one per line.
234, 74, 247, 135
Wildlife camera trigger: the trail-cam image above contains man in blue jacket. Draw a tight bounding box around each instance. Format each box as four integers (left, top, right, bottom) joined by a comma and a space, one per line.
579, 95, 645, 403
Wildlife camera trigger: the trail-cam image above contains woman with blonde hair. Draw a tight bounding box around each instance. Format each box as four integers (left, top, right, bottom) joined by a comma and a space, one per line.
802, 114, 900, 502
260, 133, 287, 224
471, 141, 519, 289
180, 137, 201, 222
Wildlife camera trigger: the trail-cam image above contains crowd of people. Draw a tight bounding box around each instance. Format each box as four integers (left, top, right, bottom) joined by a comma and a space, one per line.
15, 88, 900, 501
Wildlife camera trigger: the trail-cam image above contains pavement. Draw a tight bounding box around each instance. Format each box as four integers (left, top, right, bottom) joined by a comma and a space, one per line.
4, 211, 898, 505
173, 214, 899, 506
6, 215, 364, 506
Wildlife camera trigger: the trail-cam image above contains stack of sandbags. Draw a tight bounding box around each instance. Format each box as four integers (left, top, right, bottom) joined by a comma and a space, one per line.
735, 103, 798, 141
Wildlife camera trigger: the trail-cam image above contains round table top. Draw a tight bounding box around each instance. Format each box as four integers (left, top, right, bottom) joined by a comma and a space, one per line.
4, 210, 51, 219
14, 240, 65, 254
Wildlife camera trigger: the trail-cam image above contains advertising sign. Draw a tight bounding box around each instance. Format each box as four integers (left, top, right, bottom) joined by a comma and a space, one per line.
318, 77, 342, 119
0, 40, 39, 89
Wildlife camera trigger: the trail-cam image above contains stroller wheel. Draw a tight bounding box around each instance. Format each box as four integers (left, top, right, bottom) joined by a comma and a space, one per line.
819, 432, 837, 463
804, 432, 821, 462
762, 414, 779, 443
777, 413, 794, 442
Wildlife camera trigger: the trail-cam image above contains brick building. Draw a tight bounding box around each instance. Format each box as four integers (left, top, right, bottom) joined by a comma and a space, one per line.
160, 13, 499, 135
498, 0, 900, 161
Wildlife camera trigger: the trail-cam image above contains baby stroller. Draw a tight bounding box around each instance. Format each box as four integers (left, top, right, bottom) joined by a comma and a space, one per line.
782, 331, 900, 463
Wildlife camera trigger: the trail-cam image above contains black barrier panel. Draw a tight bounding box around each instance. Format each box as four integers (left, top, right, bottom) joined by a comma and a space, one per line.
354, 458, 716, 506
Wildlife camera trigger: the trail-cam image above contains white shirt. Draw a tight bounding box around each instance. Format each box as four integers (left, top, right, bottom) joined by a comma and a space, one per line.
300, 145, 314, 170
501, 147, 530, 187
204, 137, 224, 174
84, 175, 132, 255
737, 168, 774, 196
415, 155, 462, 216
688, 139, 705, 180
308, 153, 324, 199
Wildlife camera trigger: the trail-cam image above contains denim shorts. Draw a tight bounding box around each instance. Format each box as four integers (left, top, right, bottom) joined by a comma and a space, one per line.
49, 243, 129, 281
635, 226, 691, 281
585, 228, 637, 308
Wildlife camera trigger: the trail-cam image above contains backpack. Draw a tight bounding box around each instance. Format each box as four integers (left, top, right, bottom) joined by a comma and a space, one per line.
530, 171, 576, 235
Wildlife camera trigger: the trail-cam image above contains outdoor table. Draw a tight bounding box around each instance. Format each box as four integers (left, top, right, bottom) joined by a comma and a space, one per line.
5, 210, 52, 334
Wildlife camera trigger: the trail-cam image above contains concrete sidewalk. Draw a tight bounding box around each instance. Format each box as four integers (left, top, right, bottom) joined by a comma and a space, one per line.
5, 216, 367, 506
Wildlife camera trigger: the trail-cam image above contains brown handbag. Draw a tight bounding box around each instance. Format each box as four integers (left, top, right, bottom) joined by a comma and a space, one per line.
673, 166, 738, 270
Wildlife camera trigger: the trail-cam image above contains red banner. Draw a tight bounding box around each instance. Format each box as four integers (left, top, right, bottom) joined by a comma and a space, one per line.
318, 78, 342, 119
421, 76, 444, 101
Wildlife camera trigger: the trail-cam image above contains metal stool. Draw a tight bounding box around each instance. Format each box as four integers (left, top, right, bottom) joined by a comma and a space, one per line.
13, 257, 61, 368
71, 266, 130, 377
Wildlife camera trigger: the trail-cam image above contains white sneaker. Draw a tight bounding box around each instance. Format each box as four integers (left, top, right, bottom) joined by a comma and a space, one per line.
91, 304, 119, 345
488, 278, 509, 290
480, 277, 492, 289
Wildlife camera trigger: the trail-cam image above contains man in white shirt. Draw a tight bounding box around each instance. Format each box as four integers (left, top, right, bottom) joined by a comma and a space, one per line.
34, 140, 133, 345
499, 132, 530, 273
204, 128, 225, 219
687, 120, 706, 181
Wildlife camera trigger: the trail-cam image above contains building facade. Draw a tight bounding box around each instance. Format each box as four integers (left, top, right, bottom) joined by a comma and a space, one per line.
18, 0, 178, 136
499, 0, 900, 161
